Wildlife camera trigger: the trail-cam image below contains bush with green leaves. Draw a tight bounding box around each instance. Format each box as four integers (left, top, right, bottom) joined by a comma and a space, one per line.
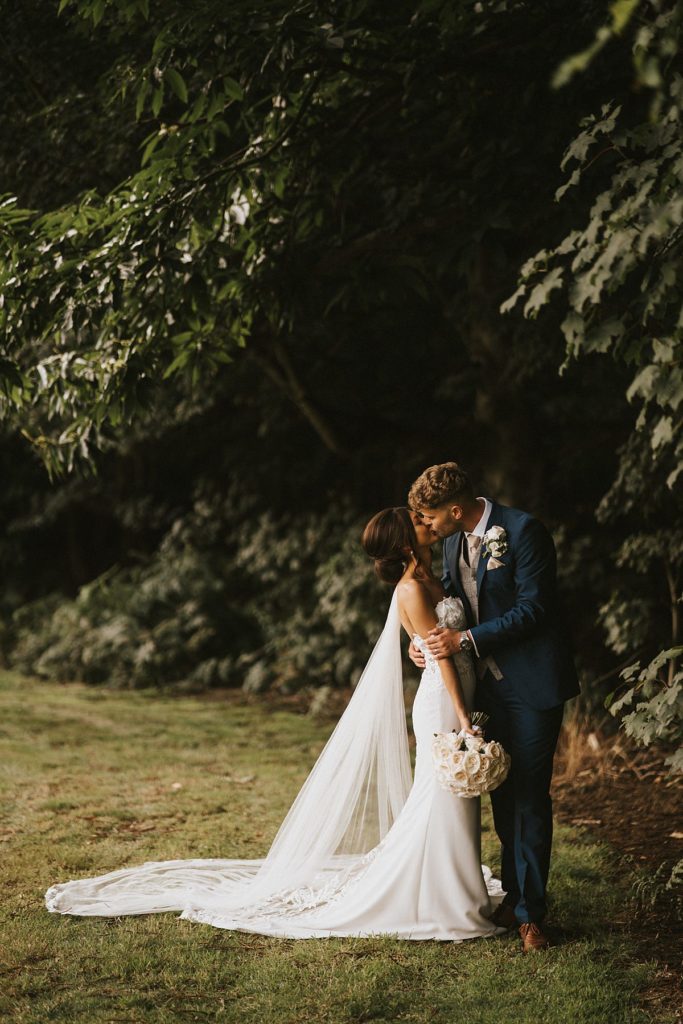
6, 485, 388, 692
607, 647, 683, 772
8, 529, 260, 689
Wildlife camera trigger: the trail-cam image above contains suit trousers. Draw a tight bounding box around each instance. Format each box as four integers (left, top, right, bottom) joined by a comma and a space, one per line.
476, 669, 565, 924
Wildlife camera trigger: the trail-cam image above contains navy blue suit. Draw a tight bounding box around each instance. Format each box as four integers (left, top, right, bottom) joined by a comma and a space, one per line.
442, 500, 580, 924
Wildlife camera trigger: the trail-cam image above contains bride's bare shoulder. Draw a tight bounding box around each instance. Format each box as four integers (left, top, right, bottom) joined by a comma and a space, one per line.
396, 576, 430, 607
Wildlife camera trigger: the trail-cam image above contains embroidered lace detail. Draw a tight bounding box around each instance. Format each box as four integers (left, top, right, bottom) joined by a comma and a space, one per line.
435, 596, 466, 630
257, 845, 383, 918
185, 843, 388, 927
411, 593, 475, 696
412, 596, 469, 690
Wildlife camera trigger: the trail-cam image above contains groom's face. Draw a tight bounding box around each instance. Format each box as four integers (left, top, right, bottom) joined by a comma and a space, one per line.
416, 503, 463, 539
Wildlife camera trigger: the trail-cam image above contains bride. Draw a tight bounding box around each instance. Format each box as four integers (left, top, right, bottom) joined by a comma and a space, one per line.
45, 507, 506, 941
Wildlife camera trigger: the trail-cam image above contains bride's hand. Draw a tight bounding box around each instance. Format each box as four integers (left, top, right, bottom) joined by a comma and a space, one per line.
408, 639, 426, 669
458, 714, 476, 735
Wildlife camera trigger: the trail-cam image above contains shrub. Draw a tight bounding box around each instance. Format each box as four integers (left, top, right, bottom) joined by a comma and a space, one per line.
5, 484, 390, 692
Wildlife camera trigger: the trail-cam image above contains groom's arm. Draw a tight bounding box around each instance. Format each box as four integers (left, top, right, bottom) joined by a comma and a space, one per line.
468, 518, 557, 656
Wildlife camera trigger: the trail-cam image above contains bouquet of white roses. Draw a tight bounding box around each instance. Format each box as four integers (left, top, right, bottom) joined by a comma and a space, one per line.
431, 712, 511, 798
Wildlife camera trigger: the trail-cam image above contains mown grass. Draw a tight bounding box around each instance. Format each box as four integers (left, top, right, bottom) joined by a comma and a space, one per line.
0, 670, 668, 1024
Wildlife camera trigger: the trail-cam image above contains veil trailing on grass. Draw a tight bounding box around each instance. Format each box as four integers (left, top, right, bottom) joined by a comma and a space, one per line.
45, 590, 412, 922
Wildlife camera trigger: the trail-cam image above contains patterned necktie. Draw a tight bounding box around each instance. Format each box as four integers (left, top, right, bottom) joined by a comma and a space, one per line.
463, 533, 481, 568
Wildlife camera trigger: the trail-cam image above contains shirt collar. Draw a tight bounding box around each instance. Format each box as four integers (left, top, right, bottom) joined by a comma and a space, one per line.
468, 496, 492, 538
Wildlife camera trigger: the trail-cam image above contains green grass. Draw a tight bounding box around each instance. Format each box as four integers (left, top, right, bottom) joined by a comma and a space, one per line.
0, 670, 666, 1024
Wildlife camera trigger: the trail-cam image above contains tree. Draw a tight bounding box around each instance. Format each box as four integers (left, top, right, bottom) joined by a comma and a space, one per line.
0, 0, 642, 708
502, 0, 683, 770
0, 0, 621, 482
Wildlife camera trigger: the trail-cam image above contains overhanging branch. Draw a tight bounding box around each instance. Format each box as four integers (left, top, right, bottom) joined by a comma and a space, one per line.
251, 339, 351, 459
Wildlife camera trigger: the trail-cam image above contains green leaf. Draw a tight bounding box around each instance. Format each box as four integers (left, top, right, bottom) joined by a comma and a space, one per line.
91, 0, 106, 26
500, 284, 525, 315
611, 0, 641, 34
273, 169, 286, 199
223, 77, 244, 101
651, 415, 673, 450
140, 132, 162, 167
151, 85, 164, 117
552, 26, 612, 89
135, 80, 151, 120
162, 350, 191, 379
555, 168, 581, 202
164, 68, 188, 104
522, 266, 564, 318
608, 685, 636, 715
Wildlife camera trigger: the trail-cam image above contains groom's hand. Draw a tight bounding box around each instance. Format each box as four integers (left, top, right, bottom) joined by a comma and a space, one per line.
425, 628, 463, 659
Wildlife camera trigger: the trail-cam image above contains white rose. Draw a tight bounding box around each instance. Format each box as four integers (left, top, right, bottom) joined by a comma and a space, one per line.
484, 527, 509, 558
463, 751, 481, 776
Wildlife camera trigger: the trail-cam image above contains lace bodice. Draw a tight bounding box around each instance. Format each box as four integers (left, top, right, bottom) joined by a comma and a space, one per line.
412, 596, 470, 686
434, 595, 467, 630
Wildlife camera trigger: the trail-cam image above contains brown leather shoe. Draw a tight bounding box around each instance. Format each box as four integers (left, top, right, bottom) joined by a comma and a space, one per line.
519, 922, 550, 952
490, 903, 517, 929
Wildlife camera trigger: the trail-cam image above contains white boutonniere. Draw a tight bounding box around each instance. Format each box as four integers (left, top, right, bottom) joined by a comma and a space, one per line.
482, 526, 508, 569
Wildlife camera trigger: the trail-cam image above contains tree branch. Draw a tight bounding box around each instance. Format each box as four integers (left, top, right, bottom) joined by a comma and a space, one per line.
251, 340, 350, 459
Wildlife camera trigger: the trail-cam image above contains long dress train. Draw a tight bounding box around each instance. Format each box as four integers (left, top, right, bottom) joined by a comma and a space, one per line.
45, 595, 506, 941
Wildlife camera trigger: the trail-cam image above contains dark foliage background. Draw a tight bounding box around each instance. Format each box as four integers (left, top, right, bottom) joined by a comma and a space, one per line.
0, 1, 679, 767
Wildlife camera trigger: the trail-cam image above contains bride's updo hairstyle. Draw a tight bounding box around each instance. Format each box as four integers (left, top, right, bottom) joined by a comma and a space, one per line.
362, 506, 429, 586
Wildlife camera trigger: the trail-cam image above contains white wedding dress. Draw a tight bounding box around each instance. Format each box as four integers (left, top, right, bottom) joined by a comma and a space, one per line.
45, 595, 506, 941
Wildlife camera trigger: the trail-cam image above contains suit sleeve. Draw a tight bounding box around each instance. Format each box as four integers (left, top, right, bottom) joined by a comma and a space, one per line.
469, 518, 557, 656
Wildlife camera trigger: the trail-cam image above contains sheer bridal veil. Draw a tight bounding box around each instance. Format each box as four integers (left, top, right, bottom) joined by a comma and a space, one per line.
45, 589, 412, 920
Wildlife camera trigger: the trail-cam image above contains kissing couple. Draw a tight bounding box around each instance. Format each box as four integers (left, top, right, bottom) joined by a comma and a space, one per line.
46, 462, 580, 954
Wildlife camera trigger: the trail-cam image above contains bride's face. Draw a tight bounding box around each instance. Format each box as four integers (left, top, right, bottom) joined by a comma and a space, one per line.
410, 510, 438, 547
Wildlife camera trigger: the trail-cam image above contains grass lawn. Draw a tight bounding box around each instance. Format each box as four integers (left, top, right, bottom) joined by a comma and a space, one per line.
0, 670, 668, 1024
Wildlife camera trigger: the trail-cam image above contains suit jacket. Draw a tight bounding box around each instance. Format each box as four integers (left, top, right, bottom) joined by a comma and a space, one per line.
442, 500, 580, 710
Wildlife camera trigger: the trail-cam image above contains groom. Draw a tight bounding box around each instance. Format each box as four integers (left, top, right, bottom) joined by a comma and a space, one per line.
408, 462, 580, 953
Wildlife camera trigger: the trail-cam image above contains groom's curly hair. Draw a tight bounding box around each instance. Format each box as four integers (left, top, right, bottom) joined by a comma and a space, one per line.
408, 462, 474, 510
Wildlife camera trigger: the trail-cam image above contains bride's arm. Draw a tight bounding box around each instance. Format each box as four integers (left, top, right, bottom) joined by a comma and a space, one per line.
397, 582, 473, 733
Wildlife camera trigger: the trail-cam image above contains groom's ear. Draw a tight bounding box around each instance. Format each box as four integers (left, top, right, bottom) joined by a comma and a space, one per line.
450, 504, 464, 521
